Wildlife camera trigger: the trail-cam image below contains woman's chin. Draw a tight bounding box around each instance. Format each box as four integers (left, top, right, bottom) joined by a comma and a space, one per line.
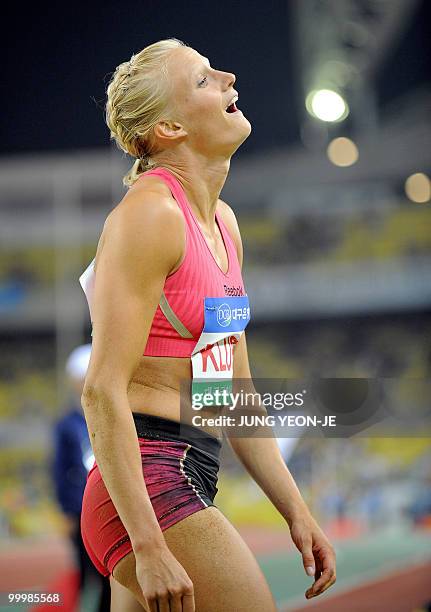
228, 128, 252, 156
237, 117, 252, 142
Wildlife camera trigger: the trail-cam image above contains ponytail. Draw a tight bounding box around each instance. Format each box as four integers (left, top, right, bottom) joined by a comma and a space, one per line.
123, 155, 157, 188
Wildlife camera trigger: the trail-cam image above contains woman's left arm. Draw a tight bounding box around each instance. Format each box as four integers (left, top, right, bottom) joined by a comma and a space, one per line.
218, 199, 336, 599
229, 333, 336, 599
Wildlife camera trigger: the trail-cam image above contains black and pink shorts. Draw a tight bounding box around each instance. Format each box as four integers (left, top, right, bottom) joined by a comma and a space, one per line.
80, 413, 221, 577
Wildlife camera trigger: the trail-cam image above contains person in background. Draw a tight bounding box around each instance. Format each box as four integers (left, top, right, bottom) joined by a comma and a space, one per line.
51, 344, 111, 611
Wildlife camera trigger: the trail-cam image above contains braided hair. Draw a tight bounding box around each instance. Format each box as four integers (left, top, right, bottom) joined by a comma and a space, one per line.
105, 38, 187, 187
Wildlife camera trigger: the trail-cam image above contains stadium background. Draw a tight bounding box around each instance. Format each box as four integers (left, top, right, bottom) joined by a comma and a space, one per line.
1, 1, 431, 610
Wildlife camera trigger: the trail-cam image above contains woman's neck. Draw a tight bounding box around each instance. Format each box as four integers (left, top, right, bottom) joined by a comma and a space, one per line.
153, 150, 231, 226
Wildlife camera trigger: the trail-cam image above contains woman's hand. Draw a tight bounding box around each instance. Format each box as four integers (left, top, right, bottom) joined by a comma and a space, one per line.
288, 512, 337, 600
135, 544, 195, 612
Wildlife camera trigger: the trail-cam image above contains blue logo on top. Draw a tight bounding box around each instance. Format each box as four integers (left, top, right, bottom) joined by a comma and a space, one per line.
217, 303, 232, 327
204, 296, 250, 333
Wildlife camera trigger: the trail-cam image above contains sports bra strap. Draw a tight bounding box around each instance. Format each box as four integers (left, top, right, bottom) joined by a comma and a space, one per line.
158, 292, 193, 339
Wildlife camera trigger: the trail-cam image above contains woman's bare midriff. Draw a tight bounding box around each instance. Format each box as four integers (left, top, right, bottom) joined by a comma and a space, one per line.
128, 355, 223, 440
128, 354, 191, 418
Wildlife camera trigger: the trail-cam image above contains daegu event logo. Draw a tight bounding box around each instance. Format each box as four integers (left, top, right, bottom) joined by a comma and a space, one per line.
217, 303, 232, 327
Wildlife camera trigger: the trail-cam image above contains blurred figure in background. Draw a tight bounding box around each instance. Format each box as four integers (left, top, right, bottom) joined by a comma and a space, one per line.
51, 344, 110, 611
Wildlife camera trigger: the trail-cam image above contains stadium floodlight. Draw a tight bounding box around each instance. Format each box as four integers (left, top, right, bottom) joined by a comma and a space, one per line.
327, 137, 359, 167
405, 173, 431, 203
306, 89, 349, 122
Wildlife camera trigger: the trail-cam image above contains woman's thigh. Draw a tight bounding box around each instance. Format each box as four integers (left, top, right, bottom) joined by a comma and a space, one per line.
109, 575, 145, 612
112, 506, 277, 612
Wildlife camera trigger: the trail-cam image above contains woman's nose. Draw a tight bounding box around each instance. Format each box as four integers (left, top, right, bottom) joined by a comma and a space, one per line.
226, 72, 236, 87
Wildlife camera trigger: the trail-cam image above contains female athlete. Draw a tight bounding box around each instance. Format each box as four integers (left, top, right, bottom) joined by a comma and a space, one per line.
79, 38, 336, 612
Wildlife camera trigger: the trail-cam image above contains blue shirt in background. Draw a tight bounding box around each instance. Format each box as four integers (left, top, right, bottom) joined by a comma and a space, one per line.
51, 406, 94, 517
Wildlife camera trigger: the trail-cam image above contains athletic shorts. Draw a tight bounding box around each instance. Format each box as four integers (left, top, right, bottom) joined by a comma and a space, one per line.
80, 413, 221, 577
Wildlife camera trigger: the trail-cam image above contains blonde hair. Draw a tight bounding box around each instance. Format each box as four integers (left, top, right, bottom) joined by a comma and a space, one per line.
105, 38, 187, 188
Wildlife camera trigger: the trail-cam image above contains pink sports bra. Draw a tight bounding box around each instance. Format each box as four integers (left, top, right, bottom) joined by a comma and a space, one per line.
79, 167, 250, 358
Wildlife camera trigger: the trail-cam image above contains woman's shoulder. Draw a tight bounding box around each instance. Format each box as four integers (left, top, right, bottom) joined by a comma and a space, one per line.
105, 173, 185, 235
94, 174, 185, 275
116, 173, 181, 216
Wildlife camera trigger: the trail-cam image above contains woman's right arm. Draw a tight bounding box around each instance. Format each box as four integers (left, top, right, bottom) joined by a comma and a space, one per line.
81, 185, 194, 610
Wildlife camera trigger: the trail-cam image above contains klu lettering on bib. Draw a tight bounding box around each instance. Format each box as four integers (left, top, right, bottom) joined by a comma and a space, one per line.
191, 296, 250, 404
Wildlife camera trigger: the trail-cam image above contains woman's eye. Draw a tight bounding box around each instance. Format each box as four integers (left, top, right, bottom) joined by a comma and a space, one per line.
198, 76, 208, 87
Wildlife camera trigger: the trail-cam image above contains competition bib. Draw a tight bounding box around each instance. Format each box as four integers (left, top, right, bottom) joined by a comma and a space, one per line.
191, 296, 250, 404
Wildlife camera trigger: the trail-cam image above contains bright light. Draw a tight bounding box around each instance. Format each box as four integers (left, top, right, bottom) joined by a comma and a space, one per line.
306, 89, 349, 122
327, 137, 359, 167
405, 173, 431, 203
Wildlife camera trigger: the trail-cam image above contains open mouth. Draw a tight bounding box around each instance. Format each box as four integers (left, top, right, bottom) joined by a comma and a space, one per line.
225, 101, 239, 113
225, 94, 239, 113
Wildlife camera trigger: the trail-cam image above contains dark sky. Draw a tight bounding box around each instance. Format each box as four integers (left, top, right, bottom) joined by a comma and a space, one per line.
376, 0, 431, 107
4, 0, 297, 157
3, 0, 429, 157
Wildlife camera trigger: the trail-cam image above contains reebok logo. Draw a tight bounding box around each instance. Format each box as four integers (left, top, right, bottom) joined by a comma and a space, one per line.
224, 284, 244, 297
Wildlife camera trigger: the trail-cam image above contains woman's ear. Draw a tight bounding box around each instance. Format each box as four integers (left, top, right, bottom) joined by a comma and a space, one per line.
153, 120, 187, 147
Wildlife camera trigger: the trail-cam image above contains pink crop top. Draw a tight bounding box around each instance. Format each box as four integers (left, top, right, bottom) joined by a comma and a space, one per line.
79, 167, 249, 358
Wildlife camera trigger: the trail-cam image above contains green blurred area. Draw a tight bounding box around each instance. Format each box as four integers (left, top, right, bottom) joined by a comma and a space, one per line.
0, 373, 58, 420
0, 245, 96, 286
1, 205, 430, 286
241, 205, 431, 266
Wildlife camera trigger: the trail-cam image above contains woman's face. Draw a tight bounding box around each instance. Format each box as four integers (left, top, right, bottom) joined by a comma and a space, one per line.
166, 46, 251, 157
